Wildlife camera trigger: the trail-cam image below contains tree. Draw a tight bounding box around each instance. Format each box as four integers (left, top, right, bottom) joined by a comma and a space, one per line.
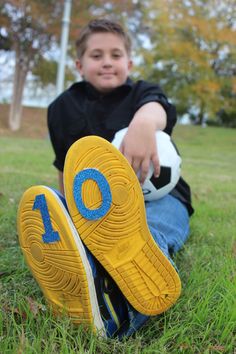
0, 0, 65, 131
136, 0, 236, 126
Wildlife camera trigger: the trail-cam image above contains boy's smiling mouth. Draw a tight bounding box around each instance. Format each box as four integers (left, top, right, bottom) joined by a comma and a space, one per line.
99, 73, 116, 76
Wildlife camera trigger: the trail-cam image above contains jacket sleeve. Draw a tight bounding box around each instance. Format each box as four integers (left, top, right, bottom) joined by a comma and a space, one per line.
134, 80, 177, 135
47, 98, 67, 172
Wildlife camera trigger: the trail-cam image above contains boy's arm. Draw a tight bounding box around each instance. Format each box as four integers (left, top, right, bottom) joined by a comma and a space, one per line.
120, 101, 167, 184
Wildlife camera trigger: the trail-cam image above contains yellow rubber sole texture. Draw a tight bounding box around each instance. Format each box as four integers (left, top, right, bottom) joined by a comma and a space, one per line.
64, 136, 181, 316
17, 185, 105, 336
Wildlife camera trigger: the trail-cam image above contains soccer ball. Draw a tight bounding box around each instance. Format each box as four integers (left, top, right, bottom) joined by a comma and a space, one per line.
112, 128, 181, 201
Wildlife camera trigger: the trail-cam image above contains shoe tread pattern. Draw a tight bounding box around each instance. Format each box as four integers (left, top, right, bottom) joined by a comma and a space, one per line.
64, 137, 181, 316
18, 186, 96, 325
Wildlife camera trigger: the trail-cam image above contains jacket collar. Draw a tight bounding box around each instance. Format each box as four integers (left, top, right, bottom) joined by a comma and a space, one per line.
69, 78, 133, 100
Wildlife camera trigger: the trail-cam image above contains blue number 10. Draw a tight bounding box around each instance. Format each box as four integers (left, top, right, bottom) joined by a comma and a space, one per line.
33, 194, 60, 243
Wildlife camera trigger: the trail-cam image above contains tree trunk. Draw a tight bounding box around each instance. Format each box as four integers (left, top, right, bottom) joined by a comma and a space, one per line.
196, 102, 205, 126
8, 50, 29, 131
198, 111, 204, 125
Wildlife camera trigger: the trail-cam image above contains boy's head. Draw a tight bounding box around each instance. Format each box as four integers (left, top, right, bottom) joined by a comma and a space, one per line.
75, 18, 133, 93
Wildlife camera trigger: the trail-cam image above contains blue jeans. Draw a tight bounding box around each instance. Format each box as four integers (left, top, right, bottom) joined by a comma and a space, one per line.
146, 194, 190, 263
122, 194, 190, 337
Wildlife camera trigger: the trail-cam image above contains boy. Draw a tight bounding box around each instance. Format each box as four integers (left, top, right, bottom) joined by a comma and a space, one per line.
18, 18, 194, 338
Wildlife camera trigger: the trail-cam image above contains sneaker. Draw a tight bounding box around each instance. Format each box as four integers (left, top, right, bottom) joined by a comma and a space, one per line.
63, 136, 181, 316
17, 185, 128, 337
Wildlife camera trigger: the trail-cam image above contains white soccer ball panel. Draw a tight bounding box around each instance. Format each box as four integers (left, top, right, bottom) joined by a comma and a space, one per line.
112, 128, 181, 201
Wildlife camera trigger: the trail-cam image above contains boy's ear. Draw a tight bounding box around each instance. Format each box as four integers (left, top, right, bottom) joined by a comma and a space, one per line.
128, 59, 133, 72
75, 59, 83, 75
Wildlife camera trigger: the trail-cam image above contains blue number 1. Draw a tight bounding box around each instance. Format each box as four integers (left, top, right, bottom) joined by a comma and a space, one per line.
33, 194, 60, 243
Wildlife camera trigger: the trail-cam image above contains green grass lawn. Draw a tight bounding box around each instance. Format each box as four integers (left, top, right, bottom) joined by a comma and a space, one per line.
0, 125, 235, 353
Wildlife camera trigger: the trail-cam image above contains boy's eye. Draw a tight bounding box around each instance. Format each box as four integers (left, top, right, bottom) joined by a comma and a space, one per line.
91, 54, 101, 59
90, 52, 123, 59
112, 53, 122, 59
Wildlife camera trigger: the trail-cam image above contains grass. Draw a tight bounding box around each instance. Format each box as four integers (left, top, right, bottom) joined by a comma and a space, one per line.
0, 125, 236, 353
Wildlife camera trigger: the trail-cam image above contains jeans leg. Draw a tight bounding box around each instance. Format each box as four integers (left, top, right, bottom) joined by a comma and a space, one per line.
145, 194, 190, 260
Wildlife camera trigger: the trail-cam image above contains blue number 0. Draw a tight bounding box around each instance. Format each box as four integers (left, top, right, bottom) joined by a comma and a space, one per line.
73, 168, 112, 220
33, 194, 60, 243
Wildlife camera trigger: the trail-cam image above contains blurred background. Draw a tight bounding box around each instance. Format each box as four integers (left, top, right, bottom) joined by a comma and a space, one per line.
0, 0, 235, 133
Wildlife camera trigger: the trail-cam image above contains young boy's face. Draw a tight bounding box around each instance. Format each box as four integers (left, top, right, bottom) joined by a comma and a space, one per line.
76, 32, 133, 93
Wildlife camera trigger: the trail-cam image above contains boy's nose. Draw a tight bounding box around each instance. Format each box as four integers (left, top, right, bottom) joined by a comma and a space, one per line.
102, 55, 112, 67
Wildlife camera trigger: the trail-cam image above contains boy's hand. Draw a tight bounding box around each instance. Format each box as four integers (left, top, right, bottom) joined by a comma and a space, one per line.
119, 102, 167, 184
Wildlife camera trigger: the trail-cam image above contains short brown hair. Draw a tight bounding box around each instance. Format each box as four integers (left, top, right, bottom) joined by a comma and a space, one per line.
76, 18, 132, 59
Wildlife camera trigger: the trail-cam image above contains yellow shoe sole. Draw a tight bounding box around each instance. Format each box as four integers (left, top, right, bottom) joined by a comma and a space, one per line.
17, 185, 105, 336
64, 136, 181, 316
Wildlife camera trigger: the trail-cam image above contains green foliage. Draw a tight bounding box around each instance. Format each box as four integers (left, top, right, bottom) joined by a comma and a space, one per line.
32, 59, 58, 86
135, 0, 236, 126
0, 126, 236, 352
32, 58, 77, 86
0, 1, 65, 66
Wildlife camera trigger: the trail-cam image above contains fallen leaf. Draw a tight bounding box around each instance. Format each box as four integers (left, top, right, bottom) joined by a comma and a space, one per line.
13, 307, 27, 322
209, 345, 225, 352
26, 296, 45, 317
232, 241, 236, 258
0, 271, 11, 278
18, 327, 26, 354
179, 343, 190, 350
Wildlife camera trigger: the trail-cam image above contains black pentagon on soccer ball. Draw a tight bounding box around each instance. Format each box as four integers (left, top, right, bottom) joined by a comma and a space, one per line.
150, 166, 171, 190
